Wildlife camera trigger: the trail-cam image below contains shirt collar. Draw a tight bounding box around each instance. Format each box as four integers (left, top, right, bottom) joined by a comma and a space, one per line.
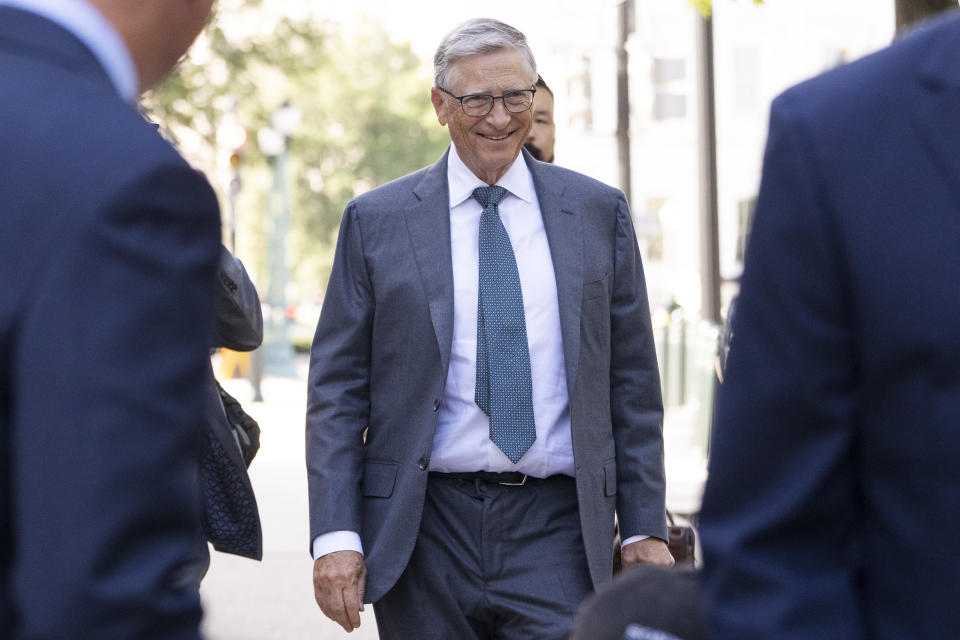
2, 0, 139, 103
447, 143, 534, 208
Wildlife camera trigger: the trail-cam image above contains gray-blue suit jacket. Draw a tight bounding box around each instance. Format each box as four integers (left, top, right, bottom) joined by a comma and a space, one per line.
307, 148, 666, 603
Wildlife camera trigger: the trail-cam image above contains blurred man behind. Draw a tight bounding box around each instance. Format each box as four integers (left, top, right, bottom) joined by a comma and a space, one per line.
0, 0, 218, 638
524, 75, 556, 163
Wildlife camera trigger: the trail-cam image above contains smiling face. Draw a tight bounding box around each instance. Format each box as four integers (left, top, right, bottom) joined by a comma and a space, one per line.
431, 48, 536, 185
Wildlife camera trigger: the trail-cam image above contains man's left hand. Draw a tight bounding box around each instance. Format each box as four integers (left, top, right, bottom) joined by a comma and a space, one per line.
621, 537, 674, 570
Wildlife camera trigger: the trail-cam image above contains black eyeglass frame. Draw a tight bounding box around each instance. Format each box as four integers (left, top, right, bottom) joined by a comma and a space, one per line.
438, 87, 537, 117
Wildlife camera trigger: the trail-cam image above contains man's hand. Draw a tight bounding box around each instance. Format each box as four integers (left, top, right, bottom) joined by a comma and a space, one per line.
621, 537, 675, 570
313, 550, 367, 632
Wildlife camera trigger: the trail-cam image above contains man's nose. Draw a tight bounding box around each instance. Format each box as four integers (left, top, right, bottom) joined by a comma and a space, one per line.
485, 99, 512, 128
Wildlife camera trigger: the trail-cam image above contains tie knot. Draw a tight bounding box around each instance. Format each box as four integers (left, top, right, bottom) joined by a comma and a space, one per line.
472, 185, 508, 209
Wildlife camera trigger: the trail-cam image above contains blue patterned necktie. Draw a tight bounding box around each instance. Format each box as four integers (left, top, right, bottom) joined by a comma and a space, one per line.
473, 185, 536, 463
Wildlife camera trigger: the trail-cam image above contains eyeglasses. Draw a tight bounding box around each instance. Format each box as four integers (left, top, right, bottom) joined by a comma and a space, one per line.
438, 87, 537, 117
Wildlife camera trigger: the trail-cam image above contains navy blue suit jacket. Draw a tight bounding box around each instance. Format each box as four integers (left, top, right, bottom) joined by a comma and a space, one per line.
0, 8, 220, 639
700, 13, 960, 639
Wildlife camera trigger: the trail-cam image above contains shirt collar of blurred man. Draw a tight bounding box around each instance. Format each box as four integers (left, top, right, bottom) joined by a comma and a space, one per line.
0, 0, 138, 102
2, 0, 217, 98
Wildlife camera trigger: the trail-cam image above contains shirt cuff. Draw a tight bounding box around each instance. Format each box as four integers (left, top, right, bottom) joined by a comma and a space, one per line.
621, 534, 650, 548
311, 531, 364, 560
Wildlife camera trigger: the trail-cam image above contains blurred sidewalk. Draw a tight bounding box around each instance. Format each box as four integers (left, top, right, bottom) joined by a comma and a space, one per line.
201, 353, 379, 640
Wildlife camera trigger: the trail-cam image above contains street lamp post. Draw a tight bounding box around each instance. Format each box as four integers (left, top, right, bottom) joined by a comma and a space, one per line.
216, 110, 248, 254
216, 108, 264, 399
696, 13, 721, 325
257, 101, 301, 377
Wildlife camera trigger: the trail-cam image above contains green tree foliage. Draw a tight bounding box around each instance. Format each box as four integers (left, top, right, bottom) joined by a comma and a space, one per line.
688, 0, 764, 17
143, 3, 449, 302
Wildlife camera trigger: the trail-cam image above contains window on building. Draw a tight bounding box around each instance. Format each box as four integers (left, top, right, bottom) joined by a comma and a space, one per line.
734, 47, 758, 111
651, 58, 686, 120
568, 55, 594, 131
645, 197, 667, 262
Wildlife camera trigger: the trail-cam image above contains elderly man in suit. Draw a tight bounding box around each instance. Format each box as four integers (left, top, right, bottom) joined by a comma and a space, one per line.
307, 17, 672, 640
699, 11, 960, 640
0, 0, 218, 638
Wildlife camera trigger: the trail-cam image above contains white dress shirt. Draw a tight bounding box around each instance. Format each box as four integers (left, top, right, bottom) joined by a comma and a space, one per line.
1, 0, 138, 104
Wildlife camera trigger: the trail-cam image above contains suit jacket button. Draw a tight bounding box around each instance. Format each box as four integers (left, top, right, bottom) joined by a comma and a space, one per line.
418, 457, 429, 471
432, 399, 441, 412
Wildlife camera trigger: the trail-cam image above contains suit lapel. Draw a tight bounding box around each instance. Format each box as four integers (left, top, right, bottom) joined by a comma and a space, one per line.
527, 151, 583, 397
912, 18, 960, 213
404, 151, 455, 373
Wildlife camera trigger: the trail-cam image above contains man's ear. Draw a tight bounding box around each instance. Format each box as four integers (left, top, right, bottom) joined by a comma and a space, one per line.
430, 88, 448, 126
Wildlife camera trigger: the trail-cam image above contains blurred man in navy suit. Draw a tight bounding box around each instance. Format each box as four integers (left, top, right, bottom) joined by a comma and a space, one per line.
700, 11, 960, 639
0, 0, 218, 638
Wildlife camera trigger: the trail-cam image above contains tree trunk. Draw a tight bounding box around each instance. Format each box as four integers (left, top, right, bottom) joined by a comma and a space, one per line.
895, 0, 959, 34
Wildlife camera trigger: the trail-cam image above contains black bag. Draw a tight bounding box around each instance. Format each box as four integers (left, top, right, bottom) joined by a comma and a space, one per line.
216, 381, 260, 467
666, 511, 696, 566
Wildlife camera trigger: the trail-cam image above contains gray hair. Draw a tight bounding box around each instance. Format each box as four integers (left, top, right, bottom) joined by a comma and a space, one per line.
433, 18, 537, 90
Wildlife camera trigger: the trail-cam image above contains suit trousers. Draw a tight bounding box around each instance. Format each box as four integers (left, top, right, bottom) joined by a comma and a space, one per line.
373, 473, 592, 640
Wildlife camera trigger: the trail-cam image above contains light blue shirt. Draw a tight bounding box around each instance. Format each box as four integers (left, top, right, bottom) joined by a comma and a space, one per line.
1, 0, 138, 103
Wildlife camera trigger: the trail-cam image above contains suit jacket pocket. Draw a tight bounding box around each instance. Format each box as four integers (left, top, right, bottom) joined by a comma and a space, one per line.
603, 458, 617, 497
583, 274, 610, 301
362, 460, 398, 498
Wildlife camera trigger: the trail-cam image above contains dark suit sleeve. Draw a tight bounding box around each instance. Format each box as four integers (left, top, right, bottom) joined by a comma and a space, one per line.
699, 97, 863, 638
305, 202, 373, 543
14, 165, 219, 639
212, 245, 263, 351
610, 194, 668, 542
